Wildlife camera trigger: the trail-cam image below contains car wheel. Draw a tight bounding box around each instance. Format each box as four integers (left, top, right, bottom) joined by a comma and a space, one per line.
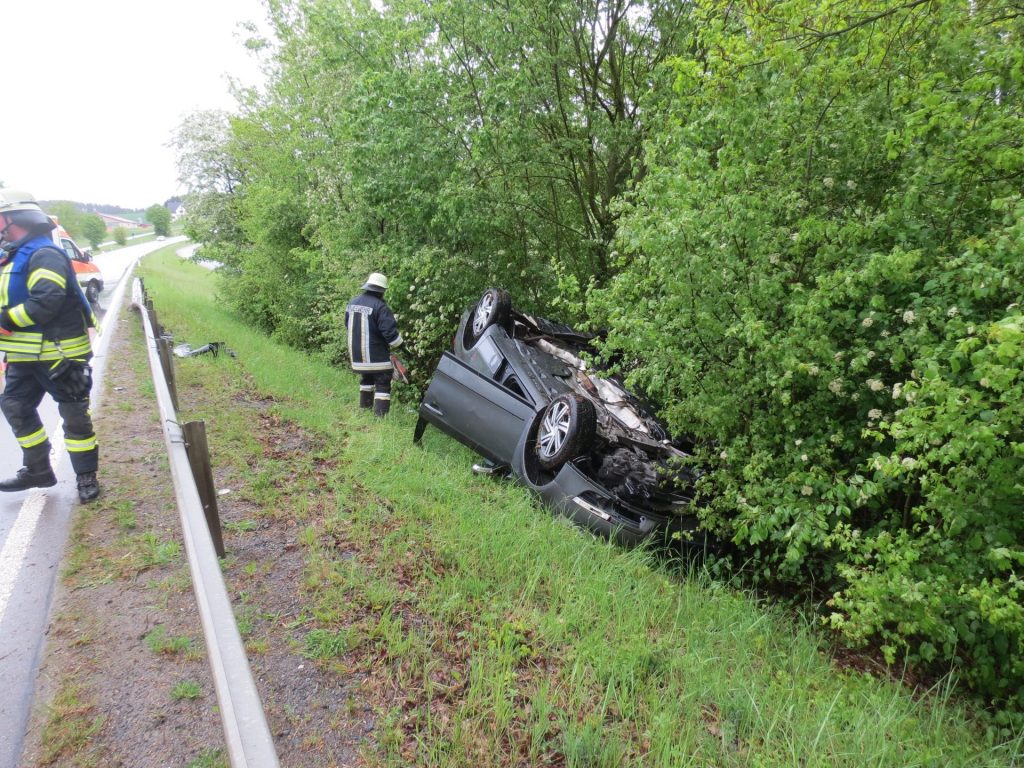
85, 280, 101, 304
469, 288, 511, 344
535, 393, 596, 470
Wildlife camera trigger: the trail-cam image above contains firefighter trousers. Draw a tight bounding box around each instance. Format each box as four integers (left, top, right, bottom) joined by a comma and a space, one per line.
0, 361, 98, 473
359, 371, 392, 416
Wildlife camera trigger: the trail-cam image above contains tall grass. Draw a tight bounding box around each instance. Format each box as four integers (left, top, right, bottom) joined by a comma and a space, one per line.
137, 252, 1023, 767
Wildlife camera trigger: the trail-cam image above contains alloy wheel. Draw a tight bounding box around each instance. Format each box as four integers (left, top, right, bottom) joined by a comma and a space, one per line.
537, 399, 571, 460
472, 292, 496, 336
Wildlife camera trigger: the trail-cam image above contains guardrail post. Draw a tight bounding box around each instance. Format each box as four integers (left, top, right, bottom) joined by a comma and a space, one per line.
182, 420, 226, 558
151, 313, 180, 415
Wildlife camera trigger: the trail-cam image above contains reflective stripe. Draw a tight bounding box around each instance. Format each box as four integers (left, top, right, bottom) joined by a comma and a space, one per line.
52, 335, 92, 357
0, 329, 44, 356
359, 385, 375, 392
374, 392, 391, 401
350, 361, 393, 372
347, 312, 355, 365
10, 305, 32, 326
361, 313, 371, 364
27, 268, 66, 290
66, 435, 98, 453
4, 333, 91, 362
0, 262, 10, 306
390, 333, 404, 348
17, 427, 48, 449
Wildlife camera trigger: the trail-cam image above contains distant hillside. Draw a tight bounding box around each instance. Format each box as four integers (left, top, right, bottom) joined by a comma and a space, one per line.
38, 200, 141, 215
81, 203, 145, 216
38, 197, 184, 224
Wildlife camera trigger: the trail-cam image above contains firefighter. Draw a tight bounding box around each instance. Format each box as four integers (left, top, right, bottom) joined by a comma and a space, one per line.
0, 190, 100, 502
345, 272, 402, 417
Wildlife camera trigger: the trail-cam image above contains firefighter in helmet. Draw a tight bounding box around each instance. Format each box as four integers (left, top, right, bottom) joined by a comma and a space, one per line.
345, 272, 402, 417
0, 190, 100, 502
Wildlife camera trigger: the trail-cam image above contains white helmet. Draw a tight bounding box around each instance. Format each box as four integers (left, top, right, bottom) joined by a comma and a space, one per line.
0, 189, 55, 234
362, 272, 389, 291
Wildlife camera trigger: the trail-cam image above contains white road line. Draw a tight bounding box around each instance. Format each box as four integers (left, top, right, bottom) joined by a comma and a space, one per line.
0, 431, 67, 625
0, 492, 48, 625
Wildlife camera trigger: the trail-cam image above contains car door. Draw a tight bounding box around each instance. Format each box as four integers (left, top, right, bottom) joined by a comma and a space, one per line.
418, 351, 536, 464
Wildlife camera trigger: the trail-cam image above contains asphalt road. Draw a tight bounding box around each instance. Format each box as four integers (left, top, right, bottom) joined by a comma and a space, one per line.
0, 237, 187, 768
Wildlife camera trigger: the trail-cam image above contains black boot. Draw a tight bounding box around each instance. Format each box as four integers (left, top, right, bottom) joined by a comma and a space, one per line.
359, 390, 373, 409
373, 398, 391, 417
76, 472, 100, 503
0, 465, 58, 492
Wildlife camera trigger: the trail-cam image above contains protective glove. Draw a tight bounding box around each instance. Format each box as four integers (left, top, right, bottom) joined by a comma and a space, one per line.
0, 308, 14, 335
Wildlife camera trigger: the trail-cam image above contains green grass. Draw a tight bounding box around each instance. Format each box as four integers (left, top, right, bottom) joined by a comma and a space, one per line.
144, 625, 194, 656
134, 251, 1024, 767
171, 680, 204, 701
38, 680, 105, 766
111, 500, 137, 530
224, 519, 258, 533
136, 531, 182, 569
187, 750, 228, 768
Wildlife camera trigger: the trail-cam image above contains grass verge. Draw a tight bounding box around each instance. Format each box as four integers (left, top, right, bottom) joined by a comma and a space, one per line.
136, 250, 1023, 767
38, 678, 105, 767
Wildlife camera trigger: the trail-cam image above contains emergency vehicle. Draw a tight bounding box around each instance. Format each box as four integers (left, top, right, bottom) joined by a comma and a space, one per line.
51, 219, 104, 304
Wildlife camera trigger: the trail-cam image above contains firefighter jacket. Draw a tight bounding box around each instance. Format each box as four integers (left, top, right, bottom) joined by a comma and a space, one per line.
345, 290, 402, 372
0, 235, 97, 363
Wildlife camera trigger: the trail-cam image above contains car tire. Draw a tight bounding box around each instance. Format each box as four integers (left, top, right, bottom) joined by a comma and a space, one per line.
535, 393, 596, 470
468, 288, 511, 345
85, 280, 101, 304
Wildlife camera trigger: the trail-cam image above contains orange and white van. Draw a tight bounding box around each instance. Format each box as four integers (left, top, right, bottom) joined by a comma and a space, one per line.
50, 219, 104, 304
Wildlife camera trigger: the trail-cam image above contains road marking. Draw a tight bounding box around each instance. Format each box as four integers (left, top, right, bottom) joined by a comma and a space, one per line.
0, 382, 75, 624
0, 492, 48, 626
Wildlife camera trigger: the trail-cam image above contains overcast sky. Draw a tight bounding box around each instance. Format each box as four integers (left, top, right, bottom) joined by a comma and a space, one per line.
2, 1, 269, 210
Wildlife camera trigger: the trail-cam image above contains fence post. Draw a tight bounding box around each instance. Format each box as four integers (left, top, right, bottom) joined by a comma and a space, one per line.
152, 319, 180, 411
182, 420, 226, 558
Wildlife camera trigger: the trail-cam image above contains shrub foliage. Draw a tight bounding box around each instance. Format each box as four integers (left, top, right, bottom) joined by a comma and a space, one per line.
176, 0, 1023, 713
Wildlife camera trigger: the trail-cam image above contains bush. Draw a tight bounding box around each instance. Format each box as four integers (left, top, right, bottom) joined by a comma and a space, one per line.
588, 1, 1024, 709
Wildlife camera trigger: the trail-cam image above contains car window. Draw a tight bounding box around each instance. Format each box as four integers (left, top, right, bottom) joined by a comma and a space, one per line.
500, 373, 528, 399
475, 336, 505, 376
62, 238, 84, 261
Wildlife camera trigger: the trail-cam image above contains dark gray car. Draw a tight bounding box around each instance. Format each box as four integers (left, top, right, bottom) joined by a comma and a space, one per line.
414, 288, 700, 545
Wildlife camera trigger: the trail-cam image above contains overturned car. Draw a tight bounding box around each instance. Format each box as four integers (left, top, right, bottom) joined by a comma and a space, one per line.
414, 288, 701, 545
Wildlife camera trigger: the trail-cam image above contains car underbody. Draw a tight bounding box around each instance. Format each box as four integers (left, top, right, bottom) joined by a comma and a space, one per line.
505, 307, 696, 503
415, 288, 700, 544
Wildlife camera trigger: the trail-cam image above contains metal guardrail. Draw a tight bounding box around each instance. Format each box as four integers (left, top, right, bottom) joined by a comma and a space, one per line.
132, 278, 280, 768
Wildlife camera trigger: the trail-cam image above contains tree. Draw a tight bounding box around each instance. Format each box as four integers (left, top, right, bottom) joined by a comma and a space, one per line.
145, 204, 172, 236
170, 110, 242, 195
81, 214, 107, 249
174, 0, 696, 364
171, 110, 248, 268
45, 201, 85, 238
113, 227, 128, 246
